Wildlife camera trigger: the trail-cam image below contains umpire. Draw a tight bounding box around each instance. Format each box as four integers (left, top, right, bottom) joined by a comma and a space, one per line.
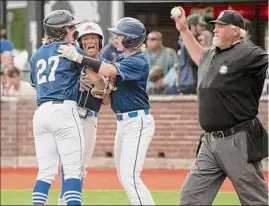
172, 8, 268, 205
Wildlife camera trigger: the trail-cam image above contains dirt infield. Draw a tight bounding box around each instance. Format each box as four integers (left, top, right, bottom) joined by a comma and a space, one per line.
1, 168, 268, 192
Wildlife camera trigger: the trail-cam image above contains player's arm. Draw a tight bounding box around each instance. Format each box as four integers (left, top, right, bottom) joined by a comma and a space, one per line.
82, 58, 118, 77
102, 93, 111, 105
58, 44, 118, 77
74, 45, 114, 83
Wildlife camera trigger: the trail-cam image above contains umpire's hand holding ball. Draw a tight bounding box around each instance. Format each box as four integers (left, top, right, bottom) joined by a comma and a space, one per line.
171, 7, 188, 33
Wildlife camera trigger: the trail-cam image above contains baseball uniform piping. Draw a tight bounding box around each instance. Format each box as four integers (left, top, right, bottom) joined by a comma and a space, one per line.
72, 107, 83, 165
133, 117, 143, 205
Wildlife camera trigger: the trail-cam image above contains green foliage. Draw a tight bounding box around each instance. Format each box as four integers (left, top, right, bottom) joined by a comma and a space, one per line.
9, 8, 26, 50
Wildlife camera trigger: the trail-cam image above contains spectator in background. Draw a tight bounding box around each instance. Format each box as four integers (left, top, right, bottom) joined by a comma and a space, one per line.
198, 30, 213, 48
0, 65, 7, 97
165, 13, 206, 95
1, 51, 14, 69
100, 35, 122, 63
2, 67, 35, 96
243, 19, 252, 43
0, 26, 14, 54
1, 51, 15, 97
143, 31, 178, 94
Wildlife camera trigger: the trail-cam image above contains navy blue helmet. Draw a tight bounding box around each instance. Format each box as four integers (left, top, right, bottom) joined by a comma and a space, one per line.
108, 17, 146, 49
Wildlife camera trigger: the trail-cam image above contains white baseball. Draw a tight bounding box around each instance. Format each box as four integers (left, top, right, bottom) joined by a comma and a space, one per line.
170, 7, 182, 17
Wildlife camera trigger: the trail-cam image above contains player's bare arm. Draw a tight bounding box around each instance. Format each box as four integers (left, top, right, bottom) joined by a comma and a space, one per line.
102, 93, 111, 105
171, 7, 206, 65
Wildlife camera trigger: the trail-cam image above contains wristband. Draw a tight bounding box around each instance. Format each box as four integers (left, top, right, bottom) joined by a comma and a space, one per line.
81, 56, 102, 73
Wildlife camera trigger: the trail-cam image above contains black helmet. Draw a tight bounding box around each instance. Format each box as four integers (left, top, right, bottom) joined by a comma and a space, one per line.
43, 10, 79, 40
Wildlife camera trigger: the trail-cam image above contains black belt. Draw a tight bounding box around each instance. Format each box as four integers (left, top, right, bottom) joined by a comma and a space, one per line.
52, 100, 64, 104
210, 119, 255, 139
39, 100, 64, 106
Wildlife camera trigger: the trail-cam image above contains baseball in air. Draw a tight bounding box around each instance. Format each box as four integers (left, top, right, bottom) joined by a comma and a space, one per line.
170, 7, 182, 17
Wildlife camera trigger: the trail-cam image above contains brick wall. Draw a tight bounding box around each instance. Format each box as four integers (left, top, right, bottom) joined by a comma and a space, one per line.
1, 96, 268, 159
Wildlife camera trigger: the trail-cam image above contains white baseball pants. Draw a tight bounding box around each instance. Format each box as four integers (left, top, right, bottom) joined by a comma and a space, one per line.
114, 111, 155, 205
80, 114, 97, 177
33, 100, 84, 183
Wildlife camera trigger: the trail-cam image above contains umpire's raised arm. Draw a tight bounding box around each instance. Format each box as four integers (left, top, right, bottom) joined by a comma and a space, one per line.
171, 6, 207, 65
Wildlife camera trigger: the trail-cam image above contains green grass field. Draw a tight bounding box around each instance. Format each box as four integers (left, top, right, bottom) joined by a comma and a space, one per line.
1, 190, 240, 205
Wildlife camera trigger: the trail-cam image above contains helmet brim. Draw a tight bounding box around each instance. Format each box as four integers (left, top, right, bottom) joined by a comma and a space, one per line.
65, 20, 81, 27
44, 20, 81, 29
108, 27, 138, 38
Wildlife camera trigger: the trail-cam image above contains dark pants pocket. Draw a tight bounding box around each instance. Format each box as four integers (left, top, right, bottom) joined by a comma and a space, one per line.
196, 134, 204, 157
246, 118, 268, 163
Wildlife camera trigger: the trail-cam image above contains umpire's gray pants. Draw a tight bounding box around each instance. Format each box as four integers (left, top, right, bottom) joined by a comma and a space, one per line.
179, 131, 268, 205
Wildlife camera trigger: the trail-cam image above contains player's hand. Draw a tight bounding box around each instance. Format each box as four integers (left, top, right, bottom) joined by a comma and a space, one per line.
79, 72, 93, 92
171, 7, 188, 33
107, 76, 117, 91
91, 87, 105, 99
58, 44, 81, 62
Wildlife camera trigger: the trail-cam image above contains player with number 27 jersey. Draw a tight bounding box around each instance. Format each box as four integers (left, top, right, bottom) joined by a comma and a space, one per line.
30, 41, 85, 105
30, 10, 86, 206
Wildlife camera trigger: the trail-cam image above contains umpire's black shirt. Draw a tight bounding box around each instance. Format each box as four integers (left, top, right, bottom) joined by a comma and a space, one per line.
198, 41, 268, 132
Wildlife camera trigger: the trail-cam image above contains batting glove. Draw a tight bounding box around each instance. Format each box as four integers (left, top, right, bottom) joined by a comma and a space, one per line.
79, 72, 93, 92
58, 44, 80, 62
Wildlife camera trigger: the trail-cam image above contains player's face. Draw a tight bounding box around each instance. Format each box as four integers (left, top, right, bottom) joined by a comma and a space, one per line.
65, 25, 77, 44
112, 34, 125, 51
213, 24, 239, 48
80, 34, 100, 58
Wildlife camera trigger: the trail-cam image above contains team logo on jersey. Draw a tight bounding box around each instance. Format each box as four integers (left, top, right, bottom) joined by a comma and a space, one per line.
219, 65, 228, 74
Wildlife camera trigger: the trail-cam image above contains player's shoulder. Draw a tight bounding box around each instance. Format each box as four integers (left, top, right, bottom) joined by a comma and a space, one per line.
128, 52, 149, 68
30, 46, 44, 63
122, 51, 147, 63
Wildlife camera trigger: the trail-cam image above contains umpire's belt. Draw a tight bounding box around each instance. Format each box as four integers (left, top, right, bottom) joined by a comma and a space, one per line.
116, 109, 149, 121
209, 119, 255, 139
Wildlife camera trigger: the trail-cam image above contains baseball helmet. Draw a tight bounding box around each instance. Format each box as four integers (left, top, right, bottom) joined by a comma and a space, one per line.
43, 10, 79, 40
76, 21, 104, 50
108, 17, 146, 49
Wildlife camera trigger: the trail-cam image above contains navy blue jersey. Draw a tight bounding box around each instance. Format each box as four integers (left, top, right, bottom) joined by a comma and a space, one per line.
77, 68, 102, 112
111, 52, 150, 113
30, 41, 84, 106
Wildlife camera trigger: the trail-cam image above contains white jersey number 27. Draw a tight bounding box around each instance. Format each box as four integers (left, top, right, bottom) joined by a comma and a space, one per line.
36, 56, 59, 85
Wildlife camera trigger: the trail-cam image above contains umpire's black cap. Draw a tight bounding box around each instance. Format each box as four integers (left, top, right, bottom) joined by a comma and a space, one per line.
210, 10, 245, 29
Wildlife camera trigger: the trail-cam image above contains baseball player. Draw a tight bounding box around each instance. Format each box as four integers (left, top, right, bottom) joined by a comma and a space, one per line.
58, 21, 114, 205
29, 10, 86, 205
57, 17, 155, 205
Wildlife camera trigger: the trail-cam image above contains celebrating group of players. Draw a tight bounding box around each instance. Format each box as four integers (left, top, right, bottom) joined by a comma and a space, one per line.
29, 6, 268, 206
